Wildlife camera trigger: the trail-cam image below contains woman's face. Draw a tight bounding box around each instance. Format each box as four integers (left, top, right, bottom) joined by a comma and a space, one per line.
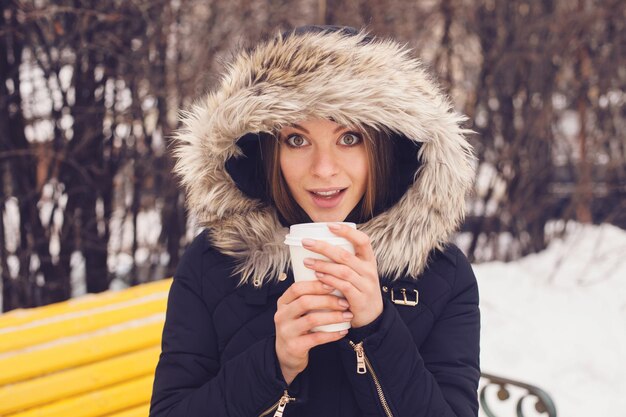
278, 118, 368, 222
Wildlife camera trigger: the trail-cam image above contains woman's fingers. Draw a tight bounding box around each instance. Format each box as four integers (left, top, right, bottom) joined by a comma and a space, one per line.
300, 328, 348, 350
305, 259, 364, 292
282, 310, 350, 349
276, 281, 350, 332
281, 326, 347, 356
278, 294, 350, 331
274, 282, 351, 378
328, 223, 376, 262
302, 238, 361, 266
295, 309, 352, 333
278, 280, 335, 306
301, 239, 372, 278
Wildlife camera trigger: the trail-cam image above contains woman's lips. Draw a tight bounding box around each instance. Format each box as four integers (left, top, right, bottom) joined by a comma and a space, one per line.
309, 188, 347, 209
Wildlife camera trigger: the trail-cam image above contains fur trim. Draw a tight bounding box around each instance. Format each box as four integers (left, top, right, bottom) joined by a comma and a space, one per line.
172, 29, 476, 288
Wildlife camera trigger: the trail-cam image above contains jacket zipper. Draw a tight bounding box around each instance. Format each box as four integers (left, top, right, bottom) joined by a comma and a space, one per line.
349, 340, 394, 417
258, 389, 296, 417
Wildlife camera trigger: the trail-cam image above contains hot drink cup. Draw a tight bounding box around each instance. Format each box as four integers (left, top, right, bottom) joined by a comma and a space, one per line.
284, 222, 356, 332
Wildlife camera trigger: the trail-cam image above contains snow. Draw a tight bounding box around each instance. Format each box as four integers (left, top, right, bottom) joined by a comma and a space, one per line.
475, 223, 626, 417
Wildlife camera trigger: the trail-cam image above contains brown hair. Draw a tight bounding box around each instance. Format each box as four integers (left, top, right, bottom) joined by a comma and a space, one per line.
260, 125, 393, 225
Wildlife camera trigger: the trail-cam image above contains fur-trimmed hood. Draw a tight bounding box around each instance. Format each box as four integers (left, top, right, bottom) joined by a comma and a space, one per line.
172, 27, 476, 288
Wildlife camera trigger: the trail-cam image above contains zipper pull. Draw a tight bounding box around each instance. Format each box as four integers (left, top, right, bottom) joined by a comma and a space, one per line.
273, 390, 296, 417
353, 341, 367, 375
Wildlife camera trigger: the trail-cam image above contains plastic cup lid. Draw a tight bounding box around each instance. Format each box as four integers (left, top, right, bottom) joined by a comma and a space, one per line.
284, 222, 356, 246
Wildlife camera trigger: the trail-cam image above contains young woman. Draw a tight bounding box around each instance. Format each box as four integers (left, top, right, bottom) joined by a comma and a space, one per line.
150, 25, 480, 417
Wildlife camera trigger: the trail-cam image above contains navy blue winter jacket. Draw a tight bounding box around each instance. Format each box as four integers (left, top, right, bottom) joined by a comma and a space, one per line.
150, 231, 479, 417
150, 26, 480, 416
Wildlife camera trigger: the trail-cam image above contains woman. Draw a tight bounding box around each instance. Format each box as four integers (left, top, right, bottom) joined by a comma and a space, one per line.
150, 25, 480, 417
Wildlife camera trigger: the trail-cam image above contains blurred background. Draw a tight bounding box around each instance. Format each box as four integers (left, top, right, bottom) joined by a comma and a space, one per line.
0, 0, 625, 416
1, 0, 624, 308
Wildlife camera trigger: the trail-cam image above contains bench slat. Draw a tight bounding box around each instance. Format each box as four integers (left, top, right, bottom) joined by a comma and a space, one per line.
6, 375, 154, 417
0, 315, 164, 386
0, 294, 167, 353
0, 347, 160, 414
0, 280, 171, 329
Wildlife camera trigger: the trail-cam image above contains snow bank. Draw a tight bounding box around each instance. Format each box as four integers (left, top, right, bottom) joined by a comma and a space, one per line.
475, 223, 626, 417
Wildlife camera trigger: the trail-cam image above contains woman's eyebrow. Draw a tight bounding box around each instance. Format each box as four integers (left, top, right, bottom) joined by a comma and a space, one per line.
291, 124, 310, 134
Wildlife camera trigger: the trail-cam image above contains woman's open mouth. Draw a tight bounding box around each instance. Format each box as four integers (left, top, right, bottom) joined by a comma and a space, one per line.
309, 188, 347, 208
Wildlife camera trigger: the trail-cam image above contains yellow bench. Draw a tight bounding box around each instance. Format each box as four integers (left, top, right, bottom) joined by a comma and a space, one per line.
0, 279, 172, 417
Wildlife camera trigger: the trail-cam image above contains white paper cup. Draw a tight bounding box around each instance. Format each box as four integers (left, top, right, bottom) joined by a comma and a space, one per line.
284, 222, 356, 332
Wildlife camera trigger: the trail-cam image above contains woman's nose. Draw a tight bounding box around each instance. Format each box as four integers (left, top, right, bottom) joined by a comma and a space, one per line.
310, 150, 340, 177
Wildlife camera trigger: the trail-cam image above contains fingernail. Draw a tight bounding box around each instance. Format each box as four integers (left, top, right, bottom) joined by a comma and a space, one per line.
342, 312, 354, 319
328, 223, 341, 230
302, 238, 315, 246
322, 284, 333, 290
338, 299, 349, 308
303, 258, 314, 266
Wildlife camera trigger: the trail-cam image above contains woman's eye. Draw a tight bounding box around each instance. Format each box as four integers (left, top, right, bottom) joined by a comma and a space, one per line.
285, 134, 308, 147
339, 132, 362, 146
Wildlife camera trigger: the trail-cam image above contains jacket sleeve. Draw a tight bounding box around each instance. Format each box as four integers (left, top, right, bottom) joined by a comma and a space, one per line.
149, 237, 293, 417
338, 249, 481, 417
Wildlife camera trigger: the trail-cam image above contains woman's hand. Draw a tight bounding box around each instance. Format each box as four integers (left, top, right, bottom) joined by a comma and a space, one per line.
274, 280, 352, 385
301, 223, 383, 328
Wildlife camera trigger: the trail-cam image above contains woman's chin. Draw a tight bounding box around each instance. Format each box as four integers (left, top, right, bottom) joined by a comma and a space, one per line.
306, 208, 350, 223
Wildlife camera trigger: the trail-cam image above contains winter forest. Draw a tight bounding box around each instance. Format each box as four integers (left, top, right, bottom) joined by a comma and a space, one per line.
1, 0, 624, 313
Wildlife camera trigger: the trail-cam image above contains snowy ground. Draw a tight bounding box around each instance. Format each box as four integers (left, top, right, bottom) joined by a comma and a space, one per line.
475, 223, 626, 417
